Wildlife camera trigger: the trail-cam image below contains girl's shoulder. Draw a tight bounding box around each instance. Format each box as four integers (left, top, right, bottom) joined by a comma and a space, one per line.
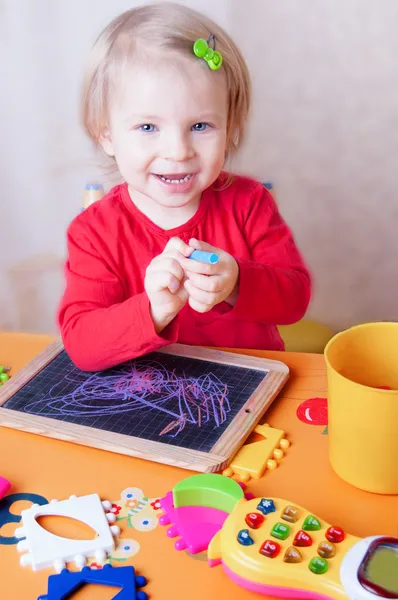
212, 172, 274, 211
67, 184, 127, 236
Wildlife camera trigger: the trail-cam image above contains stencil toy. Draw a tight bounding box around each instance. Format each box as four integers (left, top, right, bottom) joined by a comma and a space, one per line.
223, 424, 290, 481
15, 493, 120, 572
38, 564, 148, 600
208, 495, 398, 599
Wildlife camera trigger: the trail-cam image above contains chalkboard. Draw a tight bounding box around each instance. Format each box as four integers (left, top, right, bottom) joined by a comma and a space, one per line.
0, 342, 289, 472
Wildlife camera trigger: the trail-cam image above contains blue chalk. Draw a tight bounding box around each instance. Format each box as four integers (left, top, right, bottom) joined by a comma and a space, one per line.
237, 529, 254, 546
189, 250, 219, 265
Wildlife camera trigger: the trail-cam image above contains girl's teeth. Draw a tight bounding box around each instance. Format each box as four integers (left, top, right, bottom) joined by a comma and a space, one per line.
159, 174, 192, 184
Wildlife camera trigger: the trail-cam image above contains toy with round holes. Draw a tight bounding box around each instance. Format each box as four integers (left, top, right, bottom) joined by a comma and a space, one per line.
208, 495, 398, 600
223, 424, 290, 482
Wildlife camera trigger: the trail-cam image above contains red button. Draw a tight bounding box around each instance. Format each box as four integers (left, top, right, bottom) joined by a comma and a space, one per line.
326, 526, 345, 544
293, 530, 313, 547
260, 539, 281, 558
245, 512, 265, 529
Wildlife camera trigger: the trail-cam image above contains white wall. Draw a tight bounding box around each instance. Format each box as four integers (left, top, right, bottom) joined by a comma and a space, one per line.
2, 0, 398, 334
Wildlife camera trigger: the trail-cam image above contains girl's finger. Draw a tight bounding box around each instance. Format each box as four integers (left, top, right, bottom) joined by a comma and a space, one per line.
145, 271, 181, 293
180, 256, 220, 276
164, 236, 194, 257
184, 280, 217, 305
188, 297, 212, 313
185, 271, 223, 293
188, 238, 219, 254
147, 257, 184, 281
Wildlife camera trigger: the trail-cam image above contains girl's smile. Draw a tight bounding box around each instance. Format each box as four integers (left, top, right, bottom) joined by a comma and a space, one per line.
153, 172, 197, 194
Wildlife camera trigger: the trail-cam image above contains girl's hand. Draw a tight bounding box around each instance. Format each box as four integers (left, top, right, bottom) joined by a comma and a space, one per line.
183, 238, 239, 313
145, 237, 193, 332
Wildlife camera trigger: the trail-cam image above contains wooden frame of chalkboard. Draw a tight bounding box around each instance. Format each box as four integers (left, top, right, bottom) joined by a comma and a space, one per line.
0, 341, 289, 472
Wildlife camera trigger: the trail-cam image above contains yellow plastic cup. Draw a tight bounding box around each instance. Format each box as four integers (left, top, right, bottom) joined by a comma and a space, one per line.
325, 322, 398, 494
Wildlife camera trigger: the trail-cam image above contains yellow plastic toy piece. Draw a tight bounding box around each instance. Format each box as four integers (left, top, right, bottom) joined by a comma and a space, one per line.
208, 496, 360, 600
223, 424, 290, 481
278, 320, 334, 354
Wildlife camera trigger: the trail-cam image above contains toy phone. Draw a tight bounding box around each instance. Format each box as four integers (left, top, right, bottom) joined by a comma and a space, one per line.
208, 496, 398, 600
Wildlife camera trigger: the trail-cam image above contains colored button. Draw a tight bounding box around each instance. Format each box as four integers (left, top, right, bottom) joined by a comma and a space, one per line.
284, 546, 303, 563
237, 529, 254, 546
309, 556, 328, 574
317, 541, 336, 559
271, 522, 291, 540
281, 505, 300, 523
293, 530, 313, 547
325, 526, 345, 544
257, 499, 276, 515
303, 515, 321, 531
245, 512, 265, 529
260, 540, 281, 558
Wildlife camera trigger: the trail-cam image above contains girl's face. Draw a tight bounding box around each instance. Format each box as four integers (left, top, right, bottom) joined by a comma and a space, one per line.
100, 53, 228, 227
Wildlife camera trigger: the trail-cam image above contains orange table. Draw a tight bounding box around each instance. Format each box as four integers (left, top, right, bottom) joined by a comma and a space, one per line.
0, 332, 396, 600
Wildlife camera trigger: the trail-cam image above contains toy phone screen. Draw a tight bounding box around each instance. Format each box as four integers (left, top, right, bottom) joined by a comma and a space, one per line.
358, 538, 398, 598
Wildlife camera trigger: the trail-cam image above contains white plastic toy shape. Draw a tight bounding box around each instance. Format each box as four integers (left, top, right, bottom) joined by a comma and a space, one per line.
15, 494, 120, 572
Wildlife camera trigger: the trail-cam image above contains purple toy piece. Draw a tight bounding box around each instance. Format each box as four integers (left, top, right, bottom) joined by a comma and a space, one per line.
236, 481, 254, 500
0, 476, 10, 500
159, 492, 228, 554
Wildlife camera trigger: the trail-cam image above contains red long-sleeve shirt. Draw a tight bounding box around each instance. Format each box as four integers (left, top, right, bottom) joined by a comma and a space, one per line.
58, 175, 311, 371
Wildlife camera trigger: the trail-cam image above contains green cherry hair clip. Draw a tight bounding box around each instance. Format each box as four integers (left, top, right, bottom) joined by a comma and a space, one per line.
193, 34, 223, 70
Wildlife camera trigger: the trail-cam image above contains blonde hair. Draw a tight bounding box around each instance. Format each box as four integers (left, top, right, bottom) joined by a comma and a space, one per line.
82, 2, 251, 157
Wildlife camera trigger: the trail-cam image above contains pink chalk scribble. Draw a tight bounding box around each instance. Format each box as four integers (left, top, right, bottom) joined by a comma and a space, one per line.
23, 360, 231, 438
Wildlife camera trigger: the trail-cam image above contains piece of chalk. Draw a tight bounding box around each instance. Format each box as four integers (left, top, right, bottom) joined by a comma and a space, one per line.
189, 250, 219, 264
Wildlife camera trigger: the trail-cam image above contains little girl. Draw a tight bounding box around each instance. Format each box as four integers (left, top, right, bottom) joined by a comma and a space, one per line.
58, 2, 311, 371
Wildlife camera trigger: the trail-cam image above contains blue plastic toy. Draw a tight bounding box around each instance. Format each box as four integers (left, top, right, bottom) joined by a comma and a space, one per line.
257, 498, 276, 516
37, 564, 148, 600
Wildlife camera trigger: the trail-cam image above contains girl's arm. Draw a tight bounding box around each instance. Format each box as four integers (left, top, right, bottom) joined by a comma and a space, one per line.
230, 184, 311, 324
58, 227, 179, 372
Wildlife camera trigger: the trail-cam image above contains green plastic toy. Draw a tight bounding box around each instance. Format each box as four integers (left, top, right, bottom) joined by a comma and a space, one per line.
193, 35, 223, 71
0, 366, 10, 385
173, 473, 243, 513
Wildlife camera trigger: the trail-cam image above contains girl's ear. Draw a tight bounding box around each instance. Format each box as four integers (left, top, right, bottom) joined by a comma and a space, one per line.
99, 128, 115, 157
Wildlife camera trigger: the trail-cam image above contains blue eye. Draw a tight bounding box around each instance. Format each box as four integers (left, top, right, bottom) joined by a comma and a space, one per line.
192, 122, 208, 132
139, 124, 156, 132
126, 493, 133, 499
142, 520, 149, 525
124, 545, 131, 551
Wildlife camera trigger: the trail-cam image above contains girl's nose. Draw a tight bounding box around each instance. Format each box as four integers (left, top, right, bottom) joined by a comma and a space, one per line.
163, 131, 194, 161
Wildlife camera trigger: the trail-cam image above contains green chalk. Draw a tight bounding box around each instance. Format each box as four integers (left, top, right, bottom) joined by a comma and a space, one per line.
173, 474, 244, 513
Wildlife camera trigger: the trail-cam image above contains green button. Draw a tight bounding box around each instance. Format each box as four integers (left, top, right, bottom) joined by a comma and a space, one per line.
303, 515, 321, 531
271, 522, 291, 540
309, 557, 328, 574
